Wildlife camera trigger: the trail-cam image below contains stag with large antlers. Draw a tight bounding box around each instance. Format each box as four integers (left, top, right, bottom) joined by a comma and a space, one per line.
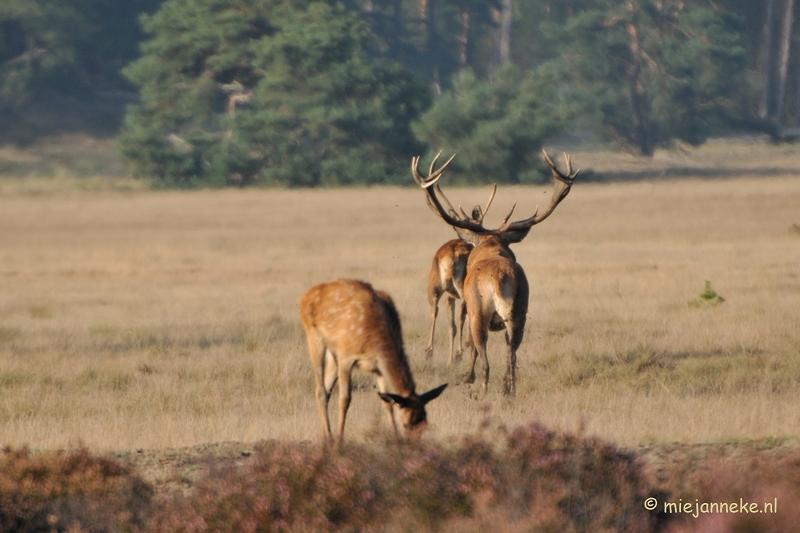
425, 185, 495, 364
412, 150, 578, 395
301, 279, 447, 443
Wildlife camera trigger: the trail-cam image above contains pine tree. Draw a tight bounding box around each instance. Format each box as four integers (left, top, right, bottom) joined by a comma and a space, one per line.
541, 0, 748, 156
120, 0, 429, 186
413, 65, 565, 183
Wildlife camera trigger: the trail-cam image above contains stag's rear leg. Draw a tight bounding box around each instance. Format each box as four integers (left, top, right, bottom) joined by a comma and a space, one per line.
500, 265, 528, 396
425, 288, 442, 360
464, 315, 482, 385
501, 315, 526, 396
467, 316, 490, 392
454, 300, 469, 363
445, 294, 459, 365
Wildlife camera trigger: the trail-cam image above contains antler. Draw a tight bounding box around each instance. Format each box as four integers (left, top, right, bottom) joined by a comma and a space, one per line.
504, 150, 579, 232
414, 150, 578, 237
411, 150, 456, 189
412, 152, 489, 234
435, 183, 496, 224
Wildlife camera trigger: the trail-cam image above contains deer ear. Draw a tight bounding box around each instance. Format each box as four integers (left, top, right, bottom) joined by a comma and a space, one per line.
453, 226, 481, 246
419, 383, 448, 404
379, 392, 412, 407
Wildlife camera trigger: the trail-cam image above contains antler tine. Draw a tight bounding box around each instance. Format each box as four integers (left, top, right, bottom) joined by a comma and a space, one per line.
428, 150, 442, 177
501, 202, 518, 225
543, 149, 580, 183
412, 152, 489, 235
501, 150, 579, 232
411, 151, 457, 189
459, 206, 470, 220
542, 149, 556, 170
429, 151, 456, 181
411, 156, 423, 186
478, 184, 497, 223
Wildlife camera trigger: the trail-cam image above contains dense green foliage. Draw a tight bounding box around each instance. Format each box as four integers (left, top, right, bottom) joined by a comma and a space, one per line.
414, 66, 566, 183
0, 0, 159, 107
120, 0, 429, 186
3, 0, 800, 184
540, 1, 749, 155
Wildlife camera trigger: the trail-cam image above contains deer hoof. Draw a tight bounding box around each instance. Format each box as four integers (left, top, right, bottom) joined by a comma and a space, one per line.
502, 377, 516, 396
464, 372, 475, 384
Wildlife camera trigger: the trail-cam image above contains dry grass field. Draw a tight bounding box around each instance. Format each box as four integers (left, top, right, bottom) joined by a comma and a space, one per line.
0, 140, 799, 453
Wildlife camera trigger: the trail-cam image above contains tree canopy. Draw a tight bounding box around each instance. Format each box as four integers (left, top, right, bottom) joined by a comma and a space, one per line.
3, 0, 799, 185
120, 0, 430, 186
539, 1, 748, 155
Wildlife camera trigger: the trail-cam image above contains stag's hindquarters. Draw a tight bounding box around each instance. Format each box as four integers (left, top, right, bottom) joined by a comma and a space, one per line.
463, 257, 529, 395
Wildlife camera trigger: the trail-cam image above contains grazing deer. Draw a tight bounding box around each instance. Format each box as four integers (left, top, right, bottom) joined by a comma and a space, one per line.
425, 186, 496, 365
300, 279, 447, 442
412, 150, 578, 395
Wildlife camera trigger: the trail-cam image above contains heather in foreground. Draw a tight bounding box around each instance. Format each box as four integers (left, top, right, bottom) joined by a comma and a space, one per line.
0, 447, 153, 533
149, 423, 653, 533
5, 425, 800, 532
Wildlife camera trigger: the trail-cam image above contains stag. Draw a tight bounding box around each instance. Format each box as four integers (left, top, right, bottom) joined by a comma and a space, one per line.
412, 150, 578, 395
425, 186, 496, 364
300, 279, 447, 442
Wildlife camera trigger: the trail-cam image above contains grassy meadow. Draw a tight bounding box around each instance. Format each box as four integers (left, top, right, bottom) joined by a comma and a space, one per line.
0, 140, 799, 452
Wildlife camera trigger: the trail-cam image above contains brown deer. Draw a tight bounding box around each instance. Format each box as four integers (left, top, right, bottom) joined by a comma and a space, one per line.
425, 185, 495, 365
412, 150, 578, 395
300, 279, 447, 442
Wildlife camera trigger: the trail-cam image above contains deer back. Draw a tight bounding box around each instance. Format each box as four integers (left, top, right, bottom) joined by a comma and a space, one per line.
300, 279, 416, 393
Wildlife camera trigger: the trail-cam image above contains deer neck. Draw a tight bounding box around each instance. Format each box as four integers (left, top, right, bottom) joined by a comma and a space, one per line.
378, 350, 416, 397
468, 234, 516, 268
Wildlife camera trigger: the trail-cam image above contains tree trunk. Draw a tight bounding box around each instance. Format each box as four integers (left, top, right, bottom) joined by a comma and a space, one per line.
776, 0, 794, 124
420, 0, 441, 93
759, 0, 776, 119
458, 10, 470, 66
794, 32, 800, 123
626, 7, 652, 156
493, 0, 514, 69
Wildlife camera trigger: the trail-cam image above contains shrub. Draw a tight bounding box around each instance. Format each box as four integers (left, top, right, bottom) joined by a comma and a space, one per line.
0, 446, 153, 533
662, 451, 800, 533
147, 424, 652, 532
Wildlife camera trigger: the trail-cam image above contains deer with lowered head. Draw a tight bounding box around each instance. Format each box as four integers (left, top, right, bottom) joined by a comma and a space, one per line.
425, 185, 496, 365
301, 279, 447, 443
412, 150, 578, 395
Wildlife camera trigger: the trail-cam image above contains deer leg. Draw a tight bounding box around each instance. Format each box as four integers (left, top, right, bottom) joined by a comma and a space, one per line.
502, 330, 517, 396
426, 291, 441, 360
468, 315, 489, 391
445, 295, 457, 365
463, 303, 474, 351
503, 314, 525, 396
307, 332, 335, 441
454, 300, 468, 363
465, 341, 479, 384
336, 360, 355, 443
